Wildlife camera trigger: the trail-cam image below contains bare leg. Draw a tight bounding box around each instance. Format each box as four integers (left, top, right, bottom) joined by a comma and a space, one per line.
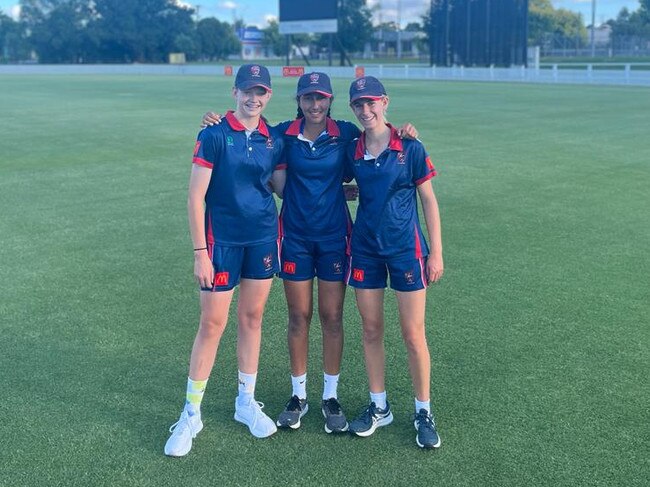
283, 279, 313, 376
189, 289, 235, 380
236, 278, 273, 374
396, 289, 430, 401
317, 279, 345, 375
354, 288, 385, 393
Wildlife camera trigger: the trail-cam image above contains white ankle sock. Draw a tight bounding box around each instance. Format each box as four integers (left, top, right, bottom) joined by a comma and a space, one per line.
291, 373, 307, 399
370, 391, 387, 410
415, 398, 430, 414
237, 371, 257, 405
322, 373, 339, 400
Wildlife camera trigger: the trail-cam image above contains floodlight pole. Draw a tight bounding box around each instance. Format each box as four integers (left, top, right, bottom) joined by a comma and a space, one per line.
590, 0, 596, 58
329, 33, 333, 66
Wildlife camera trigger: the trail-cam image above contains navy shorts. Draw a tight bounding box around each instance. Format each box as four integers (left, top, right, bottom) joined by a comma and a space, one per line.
279, 236, 347, 282
201, 241, 279, 292
346, 253, 428, 291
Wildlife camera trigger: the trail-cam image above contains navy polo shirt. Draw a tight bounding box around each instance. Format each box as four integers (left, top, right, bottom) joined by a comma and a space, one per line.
192, 111, 284, 246
275, 117, 360, 241
346, 124, 436, 259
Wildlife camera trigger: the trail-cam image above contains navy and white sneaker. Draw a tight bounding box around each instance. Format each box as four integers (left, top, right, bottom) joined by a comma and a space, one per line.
321, 398, 348, 433
276, 395, 308, 429
413, 409, 441, 449
349, 401, 393, 437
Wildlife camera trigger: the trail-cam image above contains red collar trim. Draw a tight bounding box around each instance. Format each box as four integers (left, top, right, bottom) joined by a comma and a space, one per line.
387, 124, 403, 151
285, 117, 340, 138
326, 118, 340, 137
354, 132, 367, 160
225, 110, 270, 138
285, 118, 302, 136
354, 124, 402, 159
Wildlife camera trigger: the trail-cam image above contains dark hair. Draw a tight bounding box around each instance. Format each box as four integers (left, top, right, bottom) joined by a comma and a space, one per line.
295, 96, 333, 119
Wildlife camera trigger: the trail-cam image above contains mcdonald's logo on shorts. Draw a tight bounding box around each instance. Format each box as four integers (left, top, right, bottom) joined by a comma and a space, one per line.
352, 268, 365, 282
214, 272, 229, 287
283, 261, 296, 274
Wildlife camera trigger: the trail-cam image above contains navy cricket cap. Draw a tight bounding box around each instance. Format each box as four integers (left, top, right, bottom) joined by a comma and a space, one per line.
235, 64, 272, 92
296, 72, 333, 98
349, 76, 387, 102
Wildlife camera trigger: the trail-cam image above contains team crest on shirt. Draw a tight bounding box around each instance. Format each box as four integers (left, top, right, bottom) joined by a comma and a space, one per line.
404, 270, 415, 285
251, 65, 261, 77
355, 78, 366, 90
226, 135, 234, 146
332, 261, 342, 274
263, 254, 273, 271
310, 73, 320, 84
266, 137, 274, 149
397, 152, 406, 164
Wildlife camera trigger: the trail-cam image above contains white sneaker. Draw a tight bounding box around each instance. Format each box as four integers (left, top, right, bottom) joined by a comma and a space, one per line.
234, 399, 277, 438
164, 409, 203, 457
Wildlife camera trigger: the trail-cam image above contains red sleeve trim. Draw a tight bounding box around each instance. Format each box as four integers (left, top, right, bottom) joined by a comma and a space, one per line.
415, 171, 436, 185
193, 157, 213, 169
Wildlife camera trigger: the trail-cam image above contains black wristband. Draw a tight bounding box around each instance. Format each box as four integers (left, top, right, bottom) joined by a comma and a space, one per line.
193, 247, 207, 252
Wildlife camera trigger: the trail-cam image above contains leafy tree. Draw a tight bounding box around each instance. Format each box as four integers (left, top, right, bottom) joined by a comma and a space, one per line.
333, 0, 373, 65
197, 17, 240, 61
86, 0, 195, 63
607, 3, 650, 48
528, 0, 586, 47
1, 12, 30, 61
404, 22, 422, 32
261, 19, 309, 58
313, 0, 373, 65
21, 0, 92, 63
261, 19, 288, 57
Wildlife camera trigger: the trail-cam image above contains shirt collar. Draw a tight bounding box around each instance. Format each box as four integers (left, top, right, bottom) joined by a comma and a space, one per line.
284, 117, 340, 138
225, 110, 270, 138
354, 123, 402, 160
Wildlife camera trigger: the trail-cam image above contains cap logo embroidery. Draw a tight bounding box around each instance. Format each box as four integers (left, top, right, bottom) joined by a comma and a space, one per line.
356, 79, 366, 90
251, 65, 261, 77
310, 73, 319, 84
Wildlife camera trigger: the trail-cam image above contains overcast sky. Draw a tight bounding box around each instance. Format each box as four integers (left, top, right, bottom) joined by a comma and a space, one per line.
0, 1, 643, 27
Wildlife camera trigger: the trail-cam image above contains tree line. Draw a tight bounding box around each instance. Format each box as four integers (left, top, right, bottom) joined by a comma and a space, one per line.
2, 0, 649, 64
0, 0, 374, 64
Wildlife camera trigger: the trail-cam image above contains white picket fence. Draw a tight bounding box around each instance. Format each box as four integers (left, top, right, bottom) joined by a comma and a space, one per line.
2, 63, 650, 87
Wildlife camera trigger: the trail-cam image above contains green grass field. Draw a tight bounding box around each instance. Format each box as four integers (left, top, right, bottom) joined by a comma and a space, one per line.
0, 74, 648, 486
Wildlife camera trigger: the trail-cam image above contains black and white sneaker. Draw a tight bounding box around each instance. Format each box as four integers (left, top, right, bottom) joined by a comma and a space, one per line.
276, 395, 308, 429
413, 409, 441, 448
349, 401, 393, 437
321, 398, 349, 433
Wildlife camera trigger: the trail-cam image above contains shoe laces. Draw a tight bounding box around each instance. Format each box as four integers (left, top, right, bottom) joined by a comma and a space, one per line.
412, 410, 436, 430
169, 410, 199, 435
361, 402, 379, 421
323, 398, 342, 415
285, 395, 303, 412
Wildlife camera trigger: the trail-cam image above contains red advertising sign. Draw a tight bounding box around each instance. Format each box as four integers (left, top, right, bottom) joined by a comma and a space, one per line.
282, 66, 305, 77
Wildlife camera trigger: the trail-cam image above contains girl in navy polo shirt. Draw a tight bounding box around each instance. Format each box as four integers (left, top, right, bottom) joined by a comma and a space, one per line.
164, 64, 284, 457
345, 76, 444, 449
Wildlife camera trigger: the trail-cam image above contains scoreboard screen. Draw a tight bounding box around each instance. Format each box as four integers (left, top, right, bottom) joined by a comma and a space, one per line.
279, 0, 338, 34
